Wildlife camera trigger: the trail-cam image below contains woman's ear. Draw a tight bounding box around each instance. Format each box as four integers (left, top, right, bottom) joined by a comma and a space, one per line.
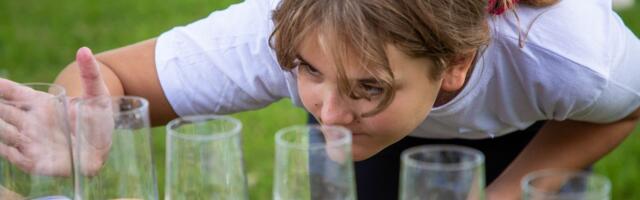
440, 52, 476, 92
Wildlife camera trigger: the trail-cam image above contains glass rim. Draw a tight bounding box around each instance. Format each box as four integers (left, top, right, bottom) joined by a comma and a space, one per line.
401, 145, 484, 171
521, 169, 611, 198
275, 125, 351, 150
0, 82, 66, 103
77, 95, 149, 116
166, 114, 242, 141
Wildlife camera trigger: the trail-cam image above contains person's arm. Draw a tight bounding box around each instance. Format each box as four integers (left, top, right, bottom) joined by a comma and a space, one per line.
54, 39, 178, 125
486, 107, 640, 200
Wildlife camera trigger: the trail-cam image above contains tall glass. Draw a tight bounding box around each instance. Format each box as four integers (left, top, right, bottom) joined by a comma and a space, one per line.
0, 83, 74, 200
165, 115, 247, 200
522, 169, 611, 200
75, 96, 158, 200
273, 125, 356, 200
399, 145, 485, 200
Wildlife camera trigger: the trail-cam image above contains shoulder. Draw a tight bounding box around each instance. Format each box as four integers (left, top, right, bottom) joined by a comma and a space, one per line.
483, 0, 616, 120
484, 0, 640, 121
156, 0, 281, 65
481, 40, 607, 121
491, 0, 621, 76
168, 0, 279, 39
153, 0, 299, 115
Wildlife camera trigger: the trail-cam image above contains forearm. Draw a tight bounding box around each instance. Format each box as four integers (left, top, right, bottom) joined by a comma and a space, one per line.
487, 118, 637, 199
52, 40, 178, 125
54, 58, 124, 97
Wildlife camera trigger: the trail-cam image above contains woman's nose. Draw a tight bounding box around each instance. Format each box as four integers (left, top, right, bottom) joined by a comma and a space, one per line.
319, 93, 356, 126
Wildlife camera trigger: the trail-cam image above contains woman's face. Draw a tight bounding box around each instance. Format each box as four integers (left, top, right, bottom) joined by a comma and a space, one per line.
296, 35, 443, 161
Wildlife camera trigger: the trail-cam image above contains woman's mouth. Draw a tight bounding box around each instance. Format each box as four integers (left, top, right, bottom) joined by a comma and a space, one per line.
352, 132, 370, 138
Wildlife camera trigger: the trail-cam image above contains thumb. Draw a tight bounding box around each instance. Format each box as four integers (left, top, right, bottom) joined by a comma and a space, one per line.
76, 47, 109, 98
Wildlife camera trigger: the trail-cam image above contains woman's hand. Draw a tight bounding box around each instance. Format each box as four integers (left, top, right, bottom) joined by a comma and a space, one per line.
0, 79, 75, 176
0, 47, 112, 176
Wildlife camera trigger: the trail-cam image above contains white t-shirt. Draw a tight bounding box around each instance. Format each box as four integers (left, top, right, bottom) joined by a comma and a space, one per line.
155, 0, 640, 139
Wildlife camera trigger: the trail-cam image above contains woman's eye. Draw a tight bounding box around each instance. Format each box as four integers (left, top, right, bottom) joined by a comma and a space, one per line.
361, 84, 384, 96
299, 63, 321, 77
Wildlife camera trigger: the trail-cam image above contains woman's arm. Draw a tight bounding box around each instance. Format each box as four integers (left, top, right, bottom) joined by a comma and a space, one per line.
486, 107, 640, 200
54, 39, 178, 125
0, 40, 179, 175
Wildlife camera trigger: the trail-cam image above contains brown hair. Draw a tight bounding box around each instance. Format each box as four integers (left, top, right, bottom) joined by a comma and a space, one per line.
270, 0, 557, 117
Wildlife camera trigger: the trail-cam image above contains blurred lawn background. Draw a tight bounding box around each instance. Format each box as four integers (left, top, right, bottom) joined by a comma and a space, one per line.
0, 0, 638, 199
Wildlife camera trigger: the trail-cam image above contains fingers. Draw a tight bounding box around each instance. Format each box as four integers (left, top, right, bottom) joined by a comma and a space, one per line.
0, 103, 29, 150
0, 119, 28, 148
0, 142, 31, 172
0, 79, 32, 101
76, 47, 109, 98
0, 103, 26, 126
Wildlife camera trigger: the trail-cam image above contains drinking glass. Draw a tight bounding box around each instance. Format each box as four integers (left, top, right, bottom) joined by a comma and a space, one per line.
399, 145, 485, 200
75, 96, 158, 200
273, 125, 356, 200
165, 115, 247, 200
0, 83, 74, 200
522, 169, 611, 200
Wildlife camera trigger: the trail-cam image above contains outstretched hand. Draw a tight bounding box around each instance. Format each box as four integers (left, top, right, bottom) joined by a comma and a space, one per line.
0, 79, 73, 176
0, 47, 113, 176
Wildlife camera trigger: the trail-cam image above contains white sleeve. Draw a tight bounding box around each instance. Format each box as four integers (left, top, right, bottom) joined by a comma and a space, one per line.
497, 0, 640, 123
154, 0, 299, 116
569, 31, 640, 123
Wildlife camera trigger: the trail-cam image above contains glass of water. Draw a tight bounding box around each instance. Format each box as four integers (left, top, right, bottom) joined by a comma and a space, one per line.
399, 145, 485, 200
522, 169, 611, 200
165, 115, 248, 200
75, 96, 158, 200
0, 83, 74, 200
273, 125, 356, 200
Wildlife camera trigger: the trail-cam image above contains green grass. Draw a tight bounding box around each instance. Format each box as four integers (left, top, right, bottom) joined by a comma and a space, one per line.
1, 0, 639, 199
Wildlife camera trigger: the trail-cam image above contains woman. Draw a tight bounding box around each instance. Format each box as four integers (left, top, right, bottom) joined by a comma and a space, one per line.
1, 0, 639, 199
